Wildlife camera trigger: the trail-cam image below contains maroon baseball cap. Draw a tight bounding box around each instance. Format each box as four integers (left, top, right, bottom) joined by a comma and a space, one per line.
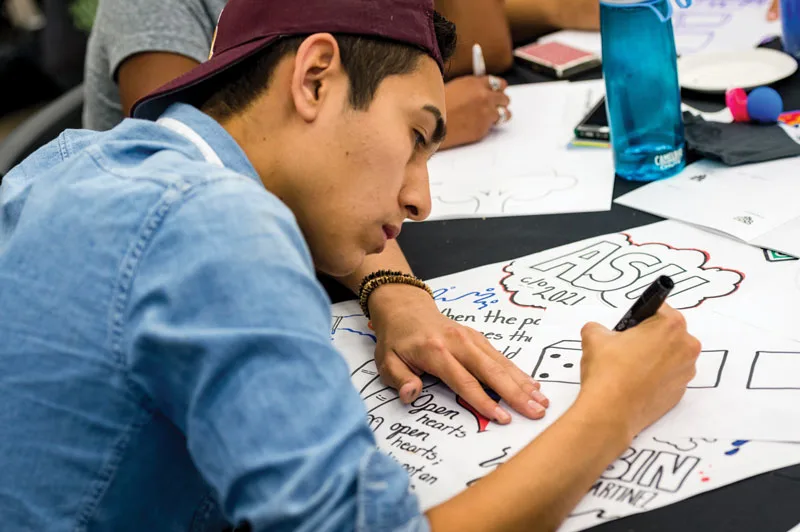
132, 0, 444, 121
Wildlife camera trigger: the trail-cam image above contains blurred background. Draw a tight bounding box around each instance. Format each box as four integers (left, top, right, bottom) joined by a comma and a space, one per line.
0, 0, 94, 140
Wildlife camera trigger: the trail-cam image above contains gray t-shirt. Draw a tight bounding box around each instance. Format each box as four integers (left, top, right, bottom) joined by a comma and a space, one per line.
83, 0, 226, 131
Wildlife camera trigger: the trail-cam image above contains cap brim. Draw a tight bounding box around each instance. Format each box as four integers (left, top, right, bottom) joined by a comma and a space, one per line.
131, 35, 280, 121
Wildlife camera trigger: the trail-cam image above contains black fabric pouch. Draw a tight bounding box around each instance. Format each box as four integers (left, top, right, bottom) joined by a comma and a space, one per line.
684, 112, 800, 166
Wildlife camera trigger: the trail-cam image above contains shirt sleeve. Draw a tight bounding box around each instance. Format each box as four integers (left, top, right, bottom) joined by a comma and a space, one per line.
94, 0, 219, 79
122, 176, 429, 532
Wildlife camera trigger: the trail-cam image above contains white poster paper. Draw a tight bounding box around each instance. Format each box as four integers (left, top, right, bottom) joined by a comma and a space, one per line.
332, 299, 800, 530
330, 218, 800, 529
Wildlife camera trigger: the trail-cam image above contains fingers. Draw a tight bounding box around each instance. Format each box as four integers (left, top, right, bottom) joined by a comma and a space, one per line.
454, 338, 547, 421
580, 321, 613, 351
490, 90, 511, 108
487, 75, 505, 92
653, 302, 682, 322
474, 76, 511, 126
433, 354, 515, 424
487, 75, 508, 92
489, 86, 511, 125
628, 304, 701, 366
495, 106, 511, 125
472, 332, 548, 407
377, 351, 424, 404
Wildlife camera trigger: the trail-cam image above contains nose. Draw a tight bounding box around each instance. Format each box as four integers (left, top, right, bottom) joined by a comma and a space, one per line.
400, 159, 432, 221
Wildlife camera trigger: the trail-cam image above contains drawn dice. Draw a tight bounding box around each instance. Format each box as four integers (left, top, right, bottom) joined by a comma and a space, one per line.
533, 340, 582, 384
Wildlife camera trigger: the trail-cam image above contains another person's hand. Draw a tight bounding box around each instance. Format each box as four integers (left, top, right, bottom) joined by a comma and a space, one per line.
577, 304, 701, 438
367, 284, 548, 424
769, 0, 779, 21
440, 75, 511, 150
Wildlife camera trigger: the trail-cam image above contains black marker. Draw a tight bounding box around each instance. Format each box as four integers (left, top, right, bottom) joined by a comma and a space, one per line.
613, 275, 674, 332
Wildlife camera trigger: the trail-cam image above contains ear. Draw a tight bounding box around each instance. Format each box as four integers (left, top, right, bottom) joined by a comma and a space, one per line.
290, 33, 343, 123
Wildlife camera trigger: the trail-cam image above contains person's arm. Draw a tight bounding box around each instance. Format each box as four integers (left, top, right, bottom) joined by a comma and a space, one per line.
335, 239, 547, 424
428, 306, 700, 531
429, 398, 630, 531
93, 0, 217, 118
124, 177, 429, 530
435, 0, 514, 77
118, 53, 201, 119
506, 0, 600, 43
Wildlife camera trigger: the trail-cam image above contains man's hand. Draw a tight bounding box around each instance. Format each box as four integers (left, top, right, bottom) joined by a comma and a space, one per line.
440, 75, 511, 150
577, 304, 701, 439
768, 0, 779, 20
367, 284, 548, 424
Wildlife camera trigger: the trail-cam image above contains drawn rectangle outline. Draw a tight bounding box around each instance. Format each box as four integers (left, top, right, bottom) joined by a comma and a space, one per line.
688, 349, 728, 389
747, 351, 800, 390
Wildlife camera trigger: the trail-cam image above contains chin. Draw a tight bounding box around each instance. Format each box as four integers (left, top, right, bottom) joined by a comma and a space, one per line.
316, 250, 366, 279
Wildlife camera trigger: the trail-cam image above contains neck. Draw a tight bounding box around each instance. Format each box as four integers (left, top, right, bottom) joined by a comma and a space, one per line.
217, 109, 287, 198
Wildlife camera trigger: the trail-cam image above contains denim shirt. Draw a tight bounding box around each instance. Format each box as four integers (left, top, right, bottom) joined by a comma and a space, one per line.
0, 104, 428, 532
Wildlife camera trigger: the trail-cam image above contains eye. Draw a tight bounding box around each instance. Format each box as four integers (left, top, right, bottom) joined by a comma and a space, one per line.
414, 130, 428, 149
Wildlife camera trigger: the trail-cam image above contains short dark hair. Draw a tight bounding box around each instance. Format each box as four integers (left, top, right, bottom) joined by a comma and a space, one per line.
201, 11, 457, 120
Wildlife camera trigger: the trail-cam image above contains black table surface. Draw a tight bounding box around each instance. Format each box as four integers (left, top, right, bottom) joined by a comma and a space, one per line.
327, 39, 800, 531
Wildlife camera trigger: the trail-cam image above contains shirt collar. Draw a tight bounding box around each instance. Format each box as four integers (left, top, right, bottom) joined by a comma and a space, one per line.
156, 103, 260, 183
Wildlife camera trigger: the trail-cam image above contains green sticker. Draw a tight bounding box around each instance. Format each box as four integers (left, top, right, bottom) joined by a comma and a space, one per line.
763, 249, 799, 262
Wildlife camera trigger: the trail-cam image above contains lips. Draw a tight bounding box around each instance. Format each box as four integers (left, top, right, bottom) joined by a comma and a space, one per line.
382, 224, 401, 240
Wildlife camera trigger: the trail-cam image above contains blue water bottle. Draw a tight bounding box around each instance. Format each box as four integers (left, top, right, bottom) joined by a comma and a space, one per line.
781, 0, 800, 59
600, 0, 691, 182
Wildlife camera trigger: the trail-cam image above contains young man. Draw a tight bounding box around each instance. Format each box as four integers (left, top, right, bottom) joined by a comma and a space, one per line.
82, 0, 527, 427
1, 0, 699, 530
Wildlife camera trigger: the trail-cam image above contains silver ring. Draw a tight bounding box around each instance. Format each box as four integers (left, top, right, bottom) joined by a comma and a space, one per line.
496, 106, 509, 124
488, 75, 503, 92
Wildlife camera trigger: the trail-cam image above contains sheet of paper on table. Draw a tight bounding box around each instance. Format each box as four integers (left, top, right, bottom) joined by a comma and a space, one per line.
331, 219, 800, 529
538, 1, 781, 58
333, 309, 800, 531
526, 304, 800, 441
615, 158, 800, 259
426, 80, 614, 221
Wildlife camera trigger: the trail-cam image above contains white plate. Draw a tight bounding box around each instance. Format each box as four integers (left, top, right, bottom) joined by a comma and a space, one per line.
678, 48, 798, 93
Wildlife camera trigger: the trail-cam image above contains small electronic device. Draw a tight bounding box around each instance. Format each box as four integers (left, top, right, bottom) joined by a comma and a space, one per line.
574, 96, 610, 141
514, 41, 601, 79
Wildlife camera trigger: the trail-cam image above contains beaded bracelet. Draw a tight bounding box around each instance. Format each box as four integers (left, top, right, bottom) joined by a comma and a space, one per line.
358, 270, 434, 319
357, 269, 406, 297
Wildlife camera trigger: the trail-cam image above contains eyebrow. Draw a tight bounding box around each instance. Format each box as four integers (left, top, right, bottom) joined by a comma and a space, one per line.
422, 104, 447, 145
